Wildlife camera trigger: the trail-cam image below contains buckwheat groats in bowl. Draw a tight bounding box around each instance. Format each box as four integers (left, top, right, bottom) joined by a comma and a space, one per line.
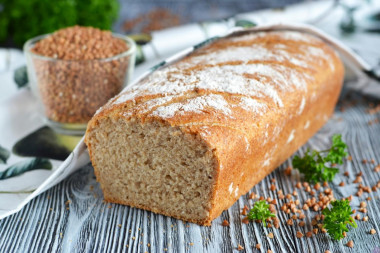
24, 26, 136, 134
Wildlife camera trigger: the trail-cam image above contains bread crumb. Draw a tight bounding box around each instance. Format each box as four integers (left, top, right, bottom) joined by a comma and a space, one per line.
296, 231, 303, 238
370, 229, 376, 234
237, 244, 244, 251
287, 219, 293, 226
313, 228, 318, 234
339, 181, 345, 187
268, 250, 273, 253
222, 220, 229, 226
306, 231, 313, 238
256, 243, 261, 249
285, 166, 292, 175
249, 192, 256, 199
267, 232, 274, 239
346, 240, 354, 248
325, 250, 331, 253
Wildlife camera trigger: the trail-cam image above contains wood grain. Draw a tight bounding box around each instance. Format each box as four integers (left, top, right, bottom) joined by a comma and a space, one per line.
0, 89, 380, 253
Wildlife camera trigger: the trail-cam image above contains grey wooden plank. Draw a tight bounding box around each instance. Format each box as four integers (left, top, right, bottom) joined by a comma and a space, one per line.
1, 88, 380, 253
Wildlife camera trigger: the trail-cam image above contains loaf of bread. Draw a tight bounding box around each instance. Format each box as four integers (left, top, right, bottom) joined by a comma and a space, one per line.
85, 29, 344, 225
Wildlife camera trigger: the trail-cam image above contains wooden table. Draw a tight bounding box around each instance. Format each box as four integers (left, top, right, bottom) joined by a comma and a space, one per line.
1, 3, 380, 253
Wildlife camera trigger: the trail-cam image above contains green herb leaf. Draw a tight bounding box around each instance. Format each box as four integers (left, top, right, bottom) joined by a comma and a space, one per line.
247, 200, 276, 226
0, 145, 10, 164
322, 200, 357, 240
0, 158, 52, 180
325, 135, 348, 165
292, 134, 347, 183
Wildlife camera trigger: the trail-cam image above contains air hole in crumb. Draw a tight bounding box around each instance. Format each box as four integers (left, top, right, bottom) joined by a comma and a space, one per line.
144, 159, 152, 166
165, 174, 173, 181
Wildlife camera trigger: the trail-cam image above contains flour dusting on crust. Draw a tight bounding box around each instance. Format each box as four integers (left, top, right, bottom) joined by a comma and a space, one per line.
104, 30, 334, 121
152, 94, 232, 119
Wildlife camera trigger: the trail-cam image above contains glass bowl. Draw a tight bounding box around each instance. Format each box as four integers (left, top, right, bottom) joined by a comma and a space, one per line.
24, 33, 136, 135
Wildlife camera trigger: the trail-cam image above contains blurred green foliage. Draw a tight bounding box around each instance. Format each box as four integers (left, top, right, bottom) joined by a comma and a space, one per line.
0, 0, 119, 47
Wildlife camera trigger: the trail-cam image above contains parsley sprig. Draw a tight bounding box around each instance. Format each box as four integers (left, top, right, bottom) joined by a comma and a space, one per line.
292, 134, 347, 183
247, 200, 275, 226
322, 200, 357, 240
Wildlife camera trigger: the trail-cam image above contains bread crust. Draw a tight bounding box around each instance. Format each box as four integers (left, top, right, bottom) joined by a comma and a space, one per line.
85, 30, 344, 226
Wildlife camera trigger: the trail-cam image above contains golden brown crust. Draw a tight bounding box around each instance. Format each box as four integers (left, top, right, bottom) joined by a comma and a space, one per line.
85, 30, 344, 226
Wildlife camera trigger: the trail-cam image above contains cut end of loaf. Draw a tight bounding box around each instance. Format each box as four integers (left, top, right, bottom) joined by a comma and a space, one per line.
86, 116, 217, 225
